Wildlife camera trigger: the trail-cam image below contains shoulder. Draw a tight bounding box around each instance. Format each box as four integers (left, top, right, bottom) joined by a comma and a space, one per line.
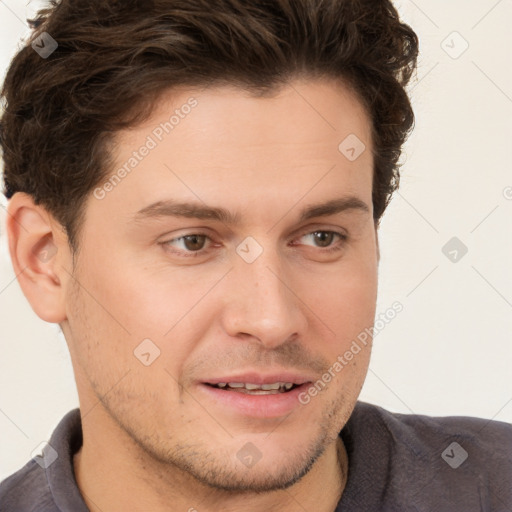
0, 459, 57, 512
0, 408, 86, 512
349, 400, 512, 453
340, 401, 512, 510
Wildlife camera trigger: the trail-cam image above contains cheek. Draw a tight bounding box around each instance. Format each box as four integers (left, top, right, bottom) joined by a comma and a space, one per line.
65, 264, 190, 402
79, 248, 178, 336
84, 257, 220, 374
297, 252, 377, 387
104, 269, 215, 339
302, 259, 377, 332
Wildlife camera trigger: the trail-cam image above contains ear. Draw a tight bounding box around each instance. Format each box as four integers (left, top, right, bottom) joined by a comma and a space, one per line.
6, 192, 71, 323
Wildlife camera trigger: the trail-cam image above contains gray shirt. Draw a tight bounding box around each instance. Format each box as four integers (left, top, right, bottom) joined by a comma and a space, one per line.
1, 401, 511, 511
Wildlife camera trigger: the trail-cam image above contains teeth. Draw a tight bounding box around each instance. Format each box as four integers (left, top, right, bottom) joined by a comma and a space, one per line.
245, 383, 265, 390
260, 383, 281, 390
213, 382, 296, 391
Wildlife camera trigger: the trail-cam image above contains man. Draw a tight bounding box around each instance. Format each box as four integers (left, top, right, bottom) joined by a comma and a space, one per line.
0, 1, 510, 511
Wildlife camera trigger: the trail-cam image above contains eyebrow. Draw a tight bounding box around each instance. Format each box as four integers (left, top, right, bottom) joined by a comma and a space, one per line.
133, 196, 370, 225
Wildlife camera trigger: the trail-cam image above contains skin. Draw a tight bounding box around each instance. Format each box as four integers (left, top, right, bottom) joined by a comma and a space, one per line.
7, 77, 379, 512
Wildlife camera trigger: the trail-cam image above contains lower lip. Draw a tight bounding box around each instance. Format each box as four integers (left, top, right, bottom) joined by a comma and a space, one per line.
197, 383, 311, 418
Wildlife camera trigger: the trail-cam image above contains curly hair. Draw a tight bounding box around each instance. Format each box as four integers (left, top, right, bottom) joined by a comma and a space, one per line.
0, 0, 418, 252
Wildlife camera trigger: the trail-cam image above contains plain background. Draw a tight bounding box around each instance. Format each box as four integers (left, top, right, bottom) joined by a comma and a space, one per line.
1, 0, 511, 479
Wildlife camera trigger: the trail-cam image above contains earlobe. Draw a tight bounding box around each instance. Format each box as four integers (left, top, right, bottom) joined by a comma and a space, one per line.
6, 192, 69, 323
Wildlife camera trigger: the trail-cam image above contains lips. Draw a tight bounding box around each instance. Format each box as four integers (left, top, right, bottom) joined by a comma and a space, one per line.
205, 382, 300, 396
196, 370, 316, 417
197, 380, 313, 417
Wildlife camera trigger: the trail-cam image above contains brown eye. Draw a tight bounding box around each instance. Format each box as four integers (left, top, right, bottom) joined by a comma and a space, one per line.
161, 233, 212, 257
181, 235, 207, 251
295, 230, 347, 254
312, 231, 335, 247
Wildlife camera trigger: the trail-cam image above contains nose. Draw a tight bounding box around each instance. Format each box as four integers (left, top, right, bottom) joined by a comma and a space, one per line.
219, 244, 309, 349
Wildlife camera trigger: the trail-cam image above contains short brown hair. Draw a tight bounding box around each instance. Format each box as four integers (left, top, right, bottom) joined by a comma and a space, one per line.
1, 0, 418, 252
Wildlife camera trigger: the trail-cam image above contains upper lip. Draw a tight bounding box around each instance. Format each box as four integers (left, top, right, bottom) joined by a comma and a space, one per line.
202, 371, 315, 386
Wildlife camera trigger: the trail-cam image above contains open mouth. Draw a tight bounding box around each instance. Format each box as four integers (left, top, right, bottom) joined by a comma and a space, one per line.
204, 382, 302, 395
199, 380, 311, 417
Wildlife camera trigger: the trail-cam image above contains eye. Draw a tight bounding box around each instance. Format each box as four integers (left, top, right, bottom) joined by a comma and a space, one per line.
161, 233, 212, 257
296, 230, 347, 252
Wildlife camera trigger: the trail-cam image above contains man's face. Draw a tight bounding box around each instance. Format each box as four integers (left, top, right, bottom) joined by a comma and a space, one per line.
62, 78, 378, 491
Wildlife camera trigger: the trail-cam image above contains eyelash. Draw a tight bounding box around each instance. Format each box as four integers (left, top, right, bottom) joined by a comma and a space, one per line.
160, 230, 348, 258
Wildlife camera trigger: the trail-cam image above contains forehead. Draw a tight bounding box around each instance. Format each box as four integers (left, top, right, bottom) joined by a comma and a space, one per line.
88, 78, 374, 225
114, 77, 372, 158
